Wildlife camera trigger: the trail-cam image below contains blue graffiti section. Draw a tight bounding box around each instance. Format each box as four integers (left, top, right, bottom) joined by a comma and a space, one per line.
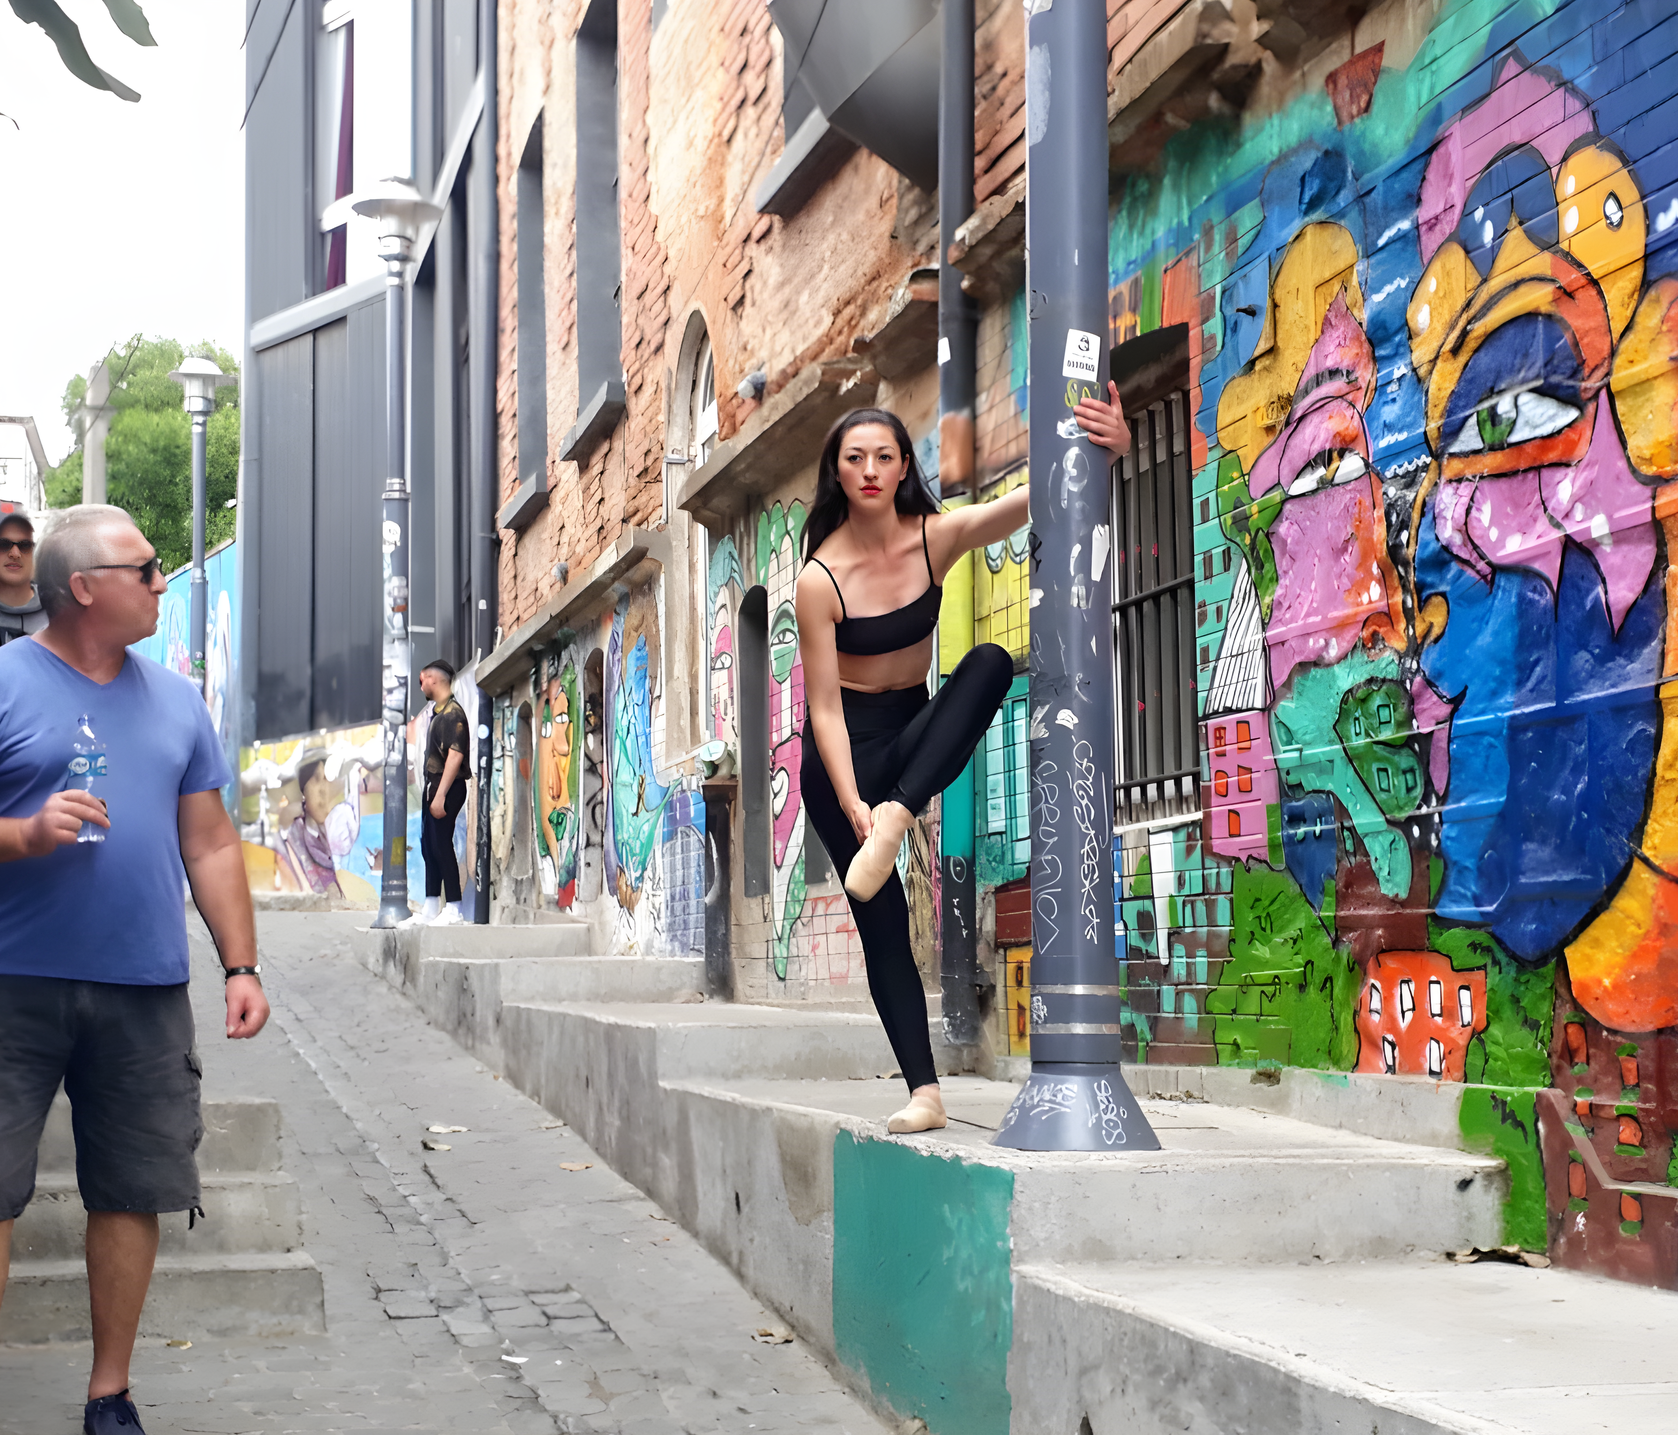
1418, 529, 1662, 963
130, 541, 240, 790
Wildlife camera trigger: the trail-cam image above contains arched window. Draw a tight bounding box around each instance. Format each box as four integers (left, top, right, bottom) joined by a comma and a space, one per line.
668, 313, 717, 521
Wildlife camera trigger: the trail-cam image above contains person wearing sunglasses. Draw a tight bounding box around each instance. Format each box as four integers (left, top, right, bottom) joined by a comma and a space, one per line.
0, 505, 267, 1435
0, 512, 46, 647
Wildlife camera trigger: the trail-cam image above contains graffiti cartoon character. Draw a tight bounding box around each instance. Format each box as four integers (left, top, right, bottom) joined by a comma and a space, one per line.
604, 588, 673, 913
708, 537, 744, 747
1214, 223, 1449, 905
1409, 55, 1678, 1027
537, 656, 580, 903
758, 501, 808, 978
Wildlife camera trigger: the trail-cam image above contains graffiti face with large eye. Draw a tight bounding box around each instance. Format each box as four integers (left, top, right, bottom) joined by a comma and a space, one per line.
769, 605, 799, 685
1409, 99, 1655, 623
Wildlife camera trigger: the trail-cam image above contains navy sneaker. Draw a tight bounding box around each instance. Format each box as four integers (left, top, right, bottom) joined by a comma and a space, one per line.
84, 1390, 147, 1434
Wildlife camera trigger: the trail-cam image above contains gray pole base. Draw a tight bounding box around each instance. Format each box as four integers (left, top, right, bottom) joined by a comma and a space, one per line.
371, 899, 409, 931
993, 1063, 1161, 1152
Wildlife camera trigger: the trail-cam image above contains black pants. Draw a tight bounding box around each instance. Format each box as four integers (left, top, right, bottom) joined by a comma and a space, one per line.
422, 777, 467, 901
801, 644, 1013, 1092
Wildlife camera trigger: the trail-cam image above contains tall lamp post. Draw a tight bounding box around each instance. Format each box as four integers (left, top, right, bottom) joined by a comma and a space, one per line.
993, 0, 1159, 1152
168, 356, 237, 693
354, 179, 442, 930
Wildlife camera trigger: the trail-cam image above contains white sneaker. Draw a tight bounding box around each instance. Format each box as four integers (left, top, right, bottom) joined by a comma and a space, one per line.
397, 909, 432, 929
431, 905, 464, 927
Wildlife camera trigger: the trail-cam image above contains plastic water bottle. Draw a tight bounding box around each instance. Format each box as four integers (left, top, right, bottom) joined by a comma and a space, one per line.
70, 713, 107, 844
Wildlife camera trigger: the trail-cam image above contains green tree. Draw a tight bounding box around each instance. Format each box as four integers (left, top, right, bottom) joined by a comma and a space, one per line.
44, 337, 240, 575
8, 0, 154, 103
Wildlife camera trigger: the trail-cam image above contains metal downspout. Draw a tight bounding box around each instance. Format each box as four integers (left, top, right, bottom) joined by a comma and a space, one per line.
937, 0, 983, 1049
469, 0, 500, 923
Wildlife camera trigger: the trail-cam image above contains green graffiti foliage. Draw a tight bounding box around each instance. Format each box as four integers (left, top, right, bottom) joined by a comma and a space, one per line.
1272, 649, 1412, 899
1459, 1086, 1546, 1250
1215, 453, 1282, 621
1334, 681, 1423, 822
1430, 923, 1553, 1088
1206, 862, 1358, 1068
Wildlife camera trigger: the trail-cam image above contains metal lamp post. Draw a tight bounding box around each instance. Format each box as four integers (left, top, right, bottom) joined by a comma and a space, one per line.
993, 0, 1159, 1152
168, 356, 237, 693
354, 179, 442, 930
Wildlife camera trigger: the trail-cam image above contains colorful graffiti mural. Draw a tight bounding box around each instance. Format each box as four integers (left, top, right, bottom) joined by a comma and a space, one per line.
240, 724, 416, 903
1093, 0, 1678, 1279
708, 536, 744, 748
535, 652, 581, 906
488, 578, 705, 955
758, 500, 807, 979
130, 540, 239, 781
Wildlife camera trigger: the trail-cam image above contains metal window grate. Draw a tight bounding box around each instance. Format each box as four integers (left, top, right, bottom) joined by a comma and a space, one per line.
984, 693, 1030, 868
1112, 390, 1199, 826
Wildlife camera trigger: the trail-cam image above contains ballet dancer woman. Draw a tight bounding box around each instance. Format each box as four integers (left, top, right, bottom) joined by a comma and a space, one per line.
796, 394, 1131, 1133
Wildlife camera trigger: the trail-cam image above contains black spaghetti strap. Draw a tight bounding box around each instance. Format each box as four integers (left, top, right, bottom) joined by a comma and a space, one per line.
811, 558, 848, 619
920, 515, 934, 582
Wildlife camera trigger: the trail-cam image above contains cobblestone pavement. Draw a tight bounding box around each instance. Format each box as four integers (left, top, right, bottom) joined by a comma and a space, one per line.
0, 918, 889, 1435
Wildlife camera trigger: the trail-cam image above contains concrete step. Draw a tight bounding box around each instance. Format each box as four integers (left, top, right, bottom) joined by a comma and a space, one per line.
35, 1095, 282, 1175
11, 1173, 304, 1260
656, 1075, 1504, 1267
1011, 1258, 1672, 1434
0, 1251, 324, 1345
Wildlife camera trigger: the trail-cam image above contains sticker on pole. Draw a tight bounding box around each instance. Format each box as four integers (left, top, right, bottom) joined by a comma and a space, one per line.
1062, 328, 1102, 382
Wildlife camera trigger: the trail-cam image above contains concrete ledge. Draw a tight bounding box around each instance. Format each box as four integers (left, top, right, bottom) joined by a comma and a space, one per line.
0, 1252, 324, 1344
1011, 1260, 1677, 1435
496, 472, 550, 532
558, 378, 626, 461
38, 1095, 283, 1175
1132, 1064, 1475, 1151
14, 1173, 304, 1260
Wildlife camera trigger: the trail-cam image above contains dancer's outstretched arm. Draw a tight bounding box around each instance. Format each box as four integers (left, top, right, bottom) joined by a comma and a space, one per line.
927, 382, 1129, 576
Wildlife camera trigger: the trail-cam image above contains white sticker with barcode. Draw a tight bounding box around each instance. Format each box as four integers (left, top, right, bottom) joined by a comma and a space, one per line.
1062, 327, 1102, 382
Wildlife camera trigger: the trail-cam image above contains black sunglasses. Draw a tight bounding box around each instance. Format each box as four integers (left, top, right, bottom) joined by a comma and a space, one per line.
0, 537, 34, 554
87, 558, 163, 583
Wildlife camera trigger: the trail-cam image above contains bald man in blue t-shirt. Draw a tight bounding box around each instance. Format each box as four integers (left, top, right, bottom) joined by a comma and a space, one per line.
0, 506, 268, 1435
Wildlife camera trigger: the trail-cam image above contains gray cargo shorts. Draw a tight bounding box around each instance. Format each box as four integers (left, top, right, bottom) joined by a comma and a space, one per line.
0, 975, 203, 1219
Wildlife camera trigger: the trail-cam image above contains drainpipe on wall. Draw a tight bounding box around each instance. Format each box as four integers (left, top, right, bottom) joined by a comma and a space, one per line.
937, 0, 983, 1050
468, 0, 500, 924
993, 0, 1158, 1151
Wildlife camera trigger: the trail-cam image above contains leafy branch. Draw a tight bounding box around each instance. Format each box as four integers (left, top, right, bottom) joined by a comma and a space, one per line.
8, 0, 155, 103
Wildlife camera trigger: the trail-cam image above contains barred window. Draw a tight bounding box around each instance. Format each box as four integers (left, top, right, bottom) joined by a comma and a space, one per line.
1112, 379, 1199, 827
983, 690, 1030, 868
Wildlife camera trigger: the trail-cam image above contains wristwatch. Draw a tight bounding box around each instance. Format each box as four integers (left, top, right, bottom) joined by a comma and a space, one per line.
222, 965, 262, 982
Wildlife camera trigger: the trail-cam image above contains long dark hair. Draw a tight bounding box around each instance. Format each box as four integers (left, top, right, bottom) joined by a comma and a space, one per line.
801, 407, 941, 563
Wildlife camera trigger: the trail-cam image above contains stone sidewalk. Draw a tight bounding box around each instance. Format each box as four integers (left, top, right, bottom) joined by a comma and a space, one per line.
0, 917, 890, 1435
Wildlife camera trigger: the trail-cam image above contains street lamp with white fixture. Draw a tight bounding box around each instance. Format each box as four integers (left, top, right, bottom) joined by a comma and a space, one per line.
167, 355, 237, 693
349, 178, 442, 930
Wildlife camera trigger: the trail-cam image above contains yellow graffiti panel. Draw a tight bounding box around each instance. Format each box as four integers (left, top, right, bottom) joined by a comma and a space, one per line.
972, 465, 1030, 660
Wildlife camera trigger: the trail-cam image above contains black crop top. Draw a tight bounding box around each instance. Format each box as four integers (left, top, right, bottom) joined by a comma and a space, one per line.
810, 517, 942, 657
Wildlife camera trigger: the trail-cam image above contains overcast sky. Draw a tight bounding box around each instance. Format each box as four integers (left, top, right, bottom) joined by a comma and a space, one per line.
0, 0, 245, 466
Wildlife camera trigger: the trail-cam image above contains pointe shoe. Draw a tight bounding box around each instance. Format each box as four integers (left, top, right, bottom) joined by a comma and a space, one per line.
844, 802, 915, 901
887, 1093, 948, 1134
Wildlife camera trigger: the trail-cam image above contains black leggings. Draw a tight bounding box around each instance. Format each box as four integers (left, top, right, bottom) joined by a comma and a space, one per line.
800, 644, 1014, 1092
422, 778, 468, 901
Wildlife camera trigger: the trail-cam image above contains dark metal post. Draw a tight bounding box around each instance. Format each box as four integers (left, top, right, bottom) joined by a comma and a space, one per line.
374, 235, 414, 929
188, 403, 209, 690
469, 0, 499, 923
994, 0, 1158, 1151
357, 183, 438, 928
938, 0, 982, 1048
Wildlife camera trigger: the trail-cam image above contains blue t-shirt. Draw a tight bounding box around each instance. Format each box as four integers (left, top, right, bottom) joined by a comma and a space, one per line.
0, 639, 232, 985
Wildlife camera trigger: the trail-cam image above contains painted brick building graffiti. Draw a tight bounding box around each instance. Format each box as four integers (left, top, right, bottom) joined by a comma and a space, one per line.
483, 0, 1678, 1286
